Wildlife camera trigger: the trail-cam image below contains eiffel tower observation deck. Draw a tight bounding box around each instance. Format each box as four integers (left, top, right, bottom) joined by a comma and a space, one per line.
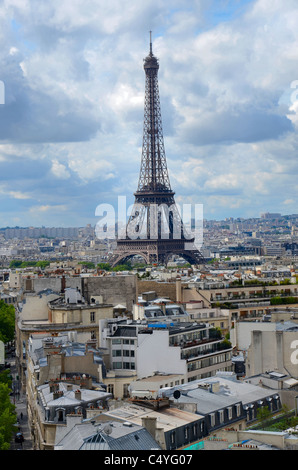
110, 34, 204, 267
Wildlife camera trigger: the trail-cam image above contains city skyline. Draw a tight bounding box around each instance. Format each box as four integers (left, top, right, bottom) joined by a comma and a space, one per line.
0, 1, 298, 228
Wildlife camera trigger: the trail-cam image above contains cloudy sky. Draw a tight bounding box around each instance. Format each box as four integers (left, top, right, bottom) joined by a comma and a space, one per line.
0, 0, 298, 228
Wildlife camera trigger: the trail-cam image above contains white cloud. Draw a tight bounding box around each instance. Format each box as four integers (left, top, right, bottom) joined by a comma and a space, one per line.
0, 185, 31, 199
0, 0, 298, 225
29, 204, 68, 213
50, 159, 71, 179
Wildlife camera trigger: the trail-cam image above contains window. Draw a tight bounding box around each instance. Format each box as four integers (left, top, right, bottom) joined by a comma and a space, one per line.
113, 362, 122, 369
210, 413, 215, 427
75, 406, 83, 415
228, 407, 233, 420
90, 311, 95, 323
219, 410, 224, 424
112, 339, 121, 344
112, 350, 122, 357
56, 408, 65, 422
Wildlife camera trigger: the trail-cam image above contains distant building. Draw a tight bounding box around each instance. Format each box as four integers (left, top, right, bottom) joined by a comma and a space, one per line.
261, 213, 282, 219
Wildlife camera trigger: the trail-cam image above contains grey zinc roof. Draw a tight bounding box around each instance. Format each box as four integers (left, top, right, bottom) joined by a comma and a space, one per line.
162, 376, 279, 415
55, 420, 161, 451
113, 326, 137, 337
82, 422, 161, 451
38, 382, 110, 407
276, 321, 298, 331
55, 423, 96, 450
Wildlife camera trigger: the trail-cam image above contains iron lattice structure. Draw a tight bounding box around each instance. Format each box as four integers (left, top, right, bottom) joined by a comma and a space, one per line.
111, 37, 204, 267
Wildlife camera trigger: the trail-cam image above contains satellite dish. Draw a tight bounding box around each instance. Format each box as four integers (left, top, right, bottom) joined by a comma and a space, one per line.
173, 390, 181, 400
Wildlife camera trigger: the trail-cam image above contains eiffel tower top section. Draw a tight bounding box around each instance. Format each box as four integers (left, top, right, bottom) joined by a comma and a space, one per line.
135, 32, 174, 199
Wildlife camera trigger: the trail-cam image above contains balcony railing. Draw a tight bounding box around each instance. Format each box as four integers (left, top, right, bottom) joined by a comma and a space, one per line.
180, 339, 232, 361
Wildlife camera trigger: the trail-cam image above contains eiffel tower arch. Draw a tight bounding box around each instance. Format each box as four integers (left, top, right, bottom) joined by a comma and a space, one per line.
110, 35, 204, 268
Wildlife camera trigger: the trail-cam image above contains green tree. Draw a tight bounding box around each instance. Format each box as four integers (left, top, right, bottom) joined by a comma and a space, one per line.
20, 261, 37, 268
36, 261, 50, 269
9, 260, 22, 269
0, 369, 12, 388
112, 263, 132, 271
270, 296, 298, 305
257, 406, 271, 428
78, 261, 95, 269
0, 300, 15, 344
0, 383, 17, 449
97, 263, 112, 271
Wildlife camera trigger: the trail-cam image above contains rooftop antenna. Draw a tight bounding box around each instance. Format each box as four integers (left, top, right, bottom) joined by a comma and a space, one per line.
149, 30, 152, 55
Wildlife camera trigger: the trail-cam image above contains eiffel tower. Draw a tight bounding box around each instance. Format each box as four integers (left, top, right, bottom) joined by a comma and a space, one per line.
110, 34, 204, 267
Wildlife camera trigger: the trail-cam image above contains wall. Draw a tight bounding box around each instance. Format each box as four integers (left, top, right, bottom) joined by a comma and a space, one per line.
137, 279, 177, 302
234, 321, 275, 350
82, 276, 137, 312
136, 330, 187, 379
21, 293, 60, 321
23, 276, 81, 293
216, 429, 288, 449
247, 329, 298, 379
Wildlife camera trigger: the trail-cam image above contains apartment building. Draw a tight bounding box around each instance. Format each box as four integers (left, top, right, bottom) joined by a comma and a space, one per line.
99, 318, 233, 397
31, 381, 112, 450
15, 288, 114, 392
151, 374, 281, 432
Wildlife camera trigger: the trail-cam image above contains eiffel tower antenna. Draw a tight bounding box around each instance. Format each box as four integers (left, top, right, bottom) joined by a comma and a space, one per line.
110, 34, 204, 267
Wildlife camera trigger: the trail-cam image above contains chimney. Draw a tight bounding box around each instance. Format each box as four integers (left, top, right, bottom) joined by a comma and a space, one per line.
142, 416, 157, 440
61, 275, 66, 294
49, 381, 59, 393
53, 390, 63, 400
176, 278, 182, 303
74, 390, 81, 401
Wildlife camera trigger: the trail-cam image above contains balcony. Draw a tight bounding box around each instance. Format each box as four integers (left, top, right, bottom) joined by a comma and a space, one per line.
180, 338, 231, 361
211, 291, 298, 309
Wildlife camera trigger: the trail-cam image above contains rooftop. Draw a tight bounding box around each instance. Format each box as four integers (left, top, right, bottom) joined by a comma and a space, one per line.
55, 419, 161, 451
158, 374, 280, 415
103, 403, 204, 432
37, 381, 110, 408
